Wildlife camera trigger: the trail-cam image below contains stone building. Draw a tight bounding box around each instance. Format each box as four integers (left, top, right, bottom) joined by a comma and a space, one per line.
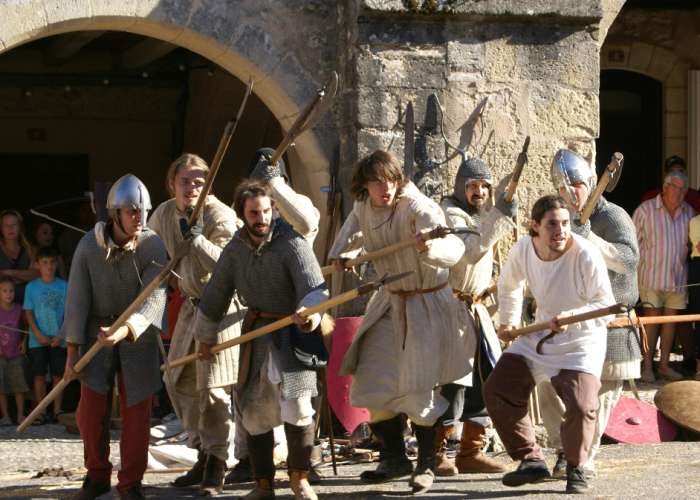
0, 0, 697, 256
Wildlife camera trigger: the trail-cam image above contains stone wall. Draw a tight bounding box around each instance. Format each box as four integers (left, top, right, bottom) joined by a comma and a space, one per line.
343, 1, 605, 237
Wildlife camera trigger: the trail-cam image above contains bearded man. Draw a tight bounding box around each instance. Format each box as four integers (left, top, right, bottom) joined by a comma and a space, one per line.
484, 194, 615, 495
194, 180, 327, 500
61, 174, 168, 500
541, 149, 641, 479
434, 156, 517, 476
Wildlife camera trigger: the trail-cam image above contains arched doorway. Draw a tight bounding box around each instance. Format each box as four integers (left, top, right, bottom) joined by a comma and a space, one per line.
596, 69, 663, 213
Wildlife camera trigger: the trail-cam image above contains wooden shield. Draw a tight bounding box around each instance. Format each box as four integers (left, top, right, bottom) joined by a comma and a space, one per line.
604, 397, 676, 443
654, 381, 700, 434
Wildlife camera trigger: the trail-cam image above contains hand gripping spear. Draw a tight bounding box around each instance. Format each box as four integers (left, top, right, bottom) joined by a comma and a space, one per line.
17, 80, 255, 432
501, 303, 628, 353
320, 226, 477, 276
163, 271, 413, 370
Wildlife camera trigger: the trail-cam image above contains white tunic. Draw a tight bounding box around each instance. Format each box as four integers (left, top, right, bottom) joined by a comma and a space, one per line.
329, 183, 476, 423
498, 234, 615, 382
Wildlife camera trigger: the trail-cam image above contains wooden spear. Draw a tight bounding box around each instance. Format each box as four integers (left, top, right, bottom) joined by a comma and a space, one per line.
320, 226, 476, 276
17, 80, 255, 432
163, 271, 413, 370
608, 313, 700, 329
502, 303, 628, 341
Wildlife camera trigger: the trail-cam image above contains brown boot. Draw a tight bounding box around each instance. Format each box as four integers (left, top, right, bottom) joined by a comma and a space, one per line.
242, 478, 275, 499
199, 455, 226, 496
455, 422, 507, 473
434, 424, 458, 477
289, 470, 317, 500
173, 449, 207, 487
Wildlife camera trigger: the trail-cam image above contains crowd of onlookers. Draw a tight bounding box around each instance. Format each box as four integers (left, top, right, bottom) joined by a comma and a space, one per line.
633, 155, 700, 382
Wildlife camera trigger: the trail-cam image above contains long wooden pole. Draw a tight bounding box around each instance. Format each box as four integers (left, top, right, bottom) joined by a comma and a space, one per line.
505, 304, 626, 341
18, 81, 255, 433
608, 313, 700, 329
164, 284, 376, 370
320, 239, 414, 275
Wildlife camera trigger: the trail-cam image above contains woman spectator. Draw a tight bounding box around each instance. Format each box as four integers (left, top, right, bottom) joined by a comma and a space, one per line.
0, 210, 39, 303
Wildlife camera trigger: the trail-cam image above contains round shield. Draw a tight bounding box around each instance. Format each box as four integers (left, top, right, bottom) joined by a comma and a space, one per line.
327, 317, 369, 433
654, 381, 700, 434
604, 397, 676, 444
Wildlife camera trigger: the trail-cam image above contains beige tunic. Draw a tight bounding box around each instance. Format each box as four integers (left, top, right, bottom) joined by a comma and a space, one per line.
441, 200, 514, 378
148, 195, 244, 388
329, 183, 476, 422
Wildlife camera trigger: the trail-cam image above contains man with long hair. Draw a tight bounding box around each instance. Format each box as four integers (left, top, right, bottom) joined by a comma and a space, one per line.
485, 195, 615, 495
328, 150, 475, 494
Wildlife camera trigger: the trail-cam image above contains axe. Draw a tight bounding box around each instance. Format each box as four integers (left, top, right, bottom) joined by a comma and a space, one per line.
579, 152, 624, 225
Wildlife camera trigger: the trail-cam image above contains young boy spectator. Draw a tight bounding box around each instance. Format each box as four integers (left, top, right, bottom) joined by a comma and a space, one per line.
24, 246, 67, 424
0, 277, 28, 425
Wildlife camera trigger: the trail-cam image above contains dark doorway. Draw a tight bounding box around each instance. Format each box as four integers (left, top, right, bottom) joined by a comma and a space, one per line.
0, 153, 89, 212
596, 70, 662, 214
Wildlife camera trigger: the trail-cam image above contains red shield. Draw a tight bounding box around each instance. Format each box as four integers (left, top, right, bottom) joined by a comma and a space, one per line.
604, 396, 677, 444
326, 317, 369, 433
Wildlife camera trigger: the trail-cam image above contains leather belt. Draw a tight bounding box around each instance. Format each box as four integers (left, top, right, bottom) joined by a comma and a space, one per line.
391, 282, 448, 349
237, 308, 287, 388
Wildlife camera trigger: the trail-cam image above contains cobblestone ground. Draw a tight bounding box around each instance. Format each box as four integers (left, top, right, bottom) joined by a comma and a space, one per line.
1, 379, 698, 498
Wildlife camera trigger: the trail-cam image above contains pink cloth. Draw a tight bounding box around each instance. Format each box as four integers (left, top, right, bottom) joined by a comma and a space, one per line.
0, 304, 23, 359
327, 317, 369, 433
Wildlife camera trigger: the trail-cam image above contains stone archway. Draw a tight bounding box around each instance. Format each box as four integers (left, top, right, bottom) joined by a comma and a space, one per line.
0, 0, 333, 252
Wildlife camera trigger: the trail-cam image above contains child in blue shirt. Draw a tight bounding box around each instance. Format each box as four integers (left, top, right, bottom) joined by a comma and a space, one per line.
24, 246, 67, 424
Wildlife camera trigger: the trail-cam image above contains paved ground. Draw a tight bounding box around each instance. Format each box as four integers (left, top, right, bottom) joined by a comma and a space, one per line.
1, 373, 698, 498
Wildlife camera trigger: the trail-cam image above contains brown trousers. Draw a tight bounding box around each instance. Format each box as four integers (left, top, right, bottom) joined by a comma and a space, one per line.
484, 353, 601, 467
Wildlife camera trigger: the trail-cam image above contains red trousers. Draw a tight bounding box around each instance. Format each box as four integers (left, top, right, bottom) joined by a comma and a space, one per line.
76, 374, 152, 493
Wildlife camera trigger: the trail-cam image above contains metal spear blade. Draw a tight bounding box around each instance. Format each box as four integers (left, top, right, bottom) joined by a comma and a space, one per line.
357, 271, 415, 295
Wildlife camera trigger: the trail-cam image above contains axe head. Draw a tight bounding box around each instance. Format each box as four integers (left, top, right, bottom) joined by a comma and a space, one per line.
604, 152, 624, 193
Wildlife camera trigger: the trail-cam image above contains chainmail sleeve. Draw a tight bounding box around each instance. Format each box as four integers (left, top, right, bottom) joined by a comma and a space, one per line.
196, 243, 238, 345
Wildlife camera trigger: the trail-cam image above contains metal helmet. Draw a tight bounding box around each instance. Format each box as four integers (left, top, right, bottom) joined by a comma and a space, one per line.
106, 174, 152, 226
250, 147, 289, 182
550, 149, 594, 208
453, 156, 492, 208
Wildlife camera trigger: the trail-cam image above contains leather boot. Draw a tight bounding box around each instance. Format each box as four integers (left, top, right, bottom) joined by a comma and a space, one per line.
200, 455, 227, 496
72, 476, 111, 500
360, 416, 413, 483
225, 457, 252, 484
433, 424, 458, 477
243, 430, 276, 499
455, 421, 507, 473
284, 423, 317, 500
173, 449, 207, 487
409, 425, 436, 495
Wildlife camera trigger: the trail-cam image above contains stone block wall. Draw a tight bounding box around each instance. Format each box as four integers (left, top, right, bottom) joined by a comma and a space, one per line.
342, 1, 605, 237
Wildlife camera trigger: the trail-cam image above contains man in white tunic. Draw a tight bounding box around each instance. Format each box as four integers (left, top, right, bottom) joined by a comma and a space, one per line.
484, 194, 614, 495
328, 150, 475, 494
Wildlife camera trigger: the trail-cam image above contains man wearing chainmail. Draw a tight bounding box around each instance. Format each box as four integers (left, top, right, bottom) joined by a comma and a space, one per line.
194, 179, 327, 500
148, 153, 244, 495
544, 148, 641, 479
434, 156, 516, 476
61, 174, 168, 500
328, 150, 475, 495
225, 148, 322, 486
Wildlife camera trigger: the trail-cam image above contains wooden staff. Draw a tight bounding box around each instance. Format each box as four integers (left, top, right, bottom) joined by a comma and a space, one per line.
320, 226, 474, 276
163, 272, 413, 370
18, 81, 255, 433
608, 313, 700, 329
579, 152, 623, 225
504, 136, 530, 203
504, 303, 627, 341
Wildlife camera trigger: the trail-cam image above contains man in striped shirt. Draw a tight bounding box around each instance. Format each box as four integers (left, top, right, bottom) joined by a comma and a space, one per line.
632, 170, 695, 382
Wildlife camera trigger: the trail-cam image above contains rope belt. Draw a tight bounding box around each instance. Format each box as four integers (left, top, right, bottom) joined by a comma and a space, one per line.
391, 282, 448, 349
237, 308, 288, 388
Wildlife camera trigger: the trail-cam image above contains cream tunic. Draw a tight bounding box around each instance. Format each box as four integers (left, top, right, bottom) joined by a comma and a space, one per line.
498, 234, 615, 382
329, 183, 476, 423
